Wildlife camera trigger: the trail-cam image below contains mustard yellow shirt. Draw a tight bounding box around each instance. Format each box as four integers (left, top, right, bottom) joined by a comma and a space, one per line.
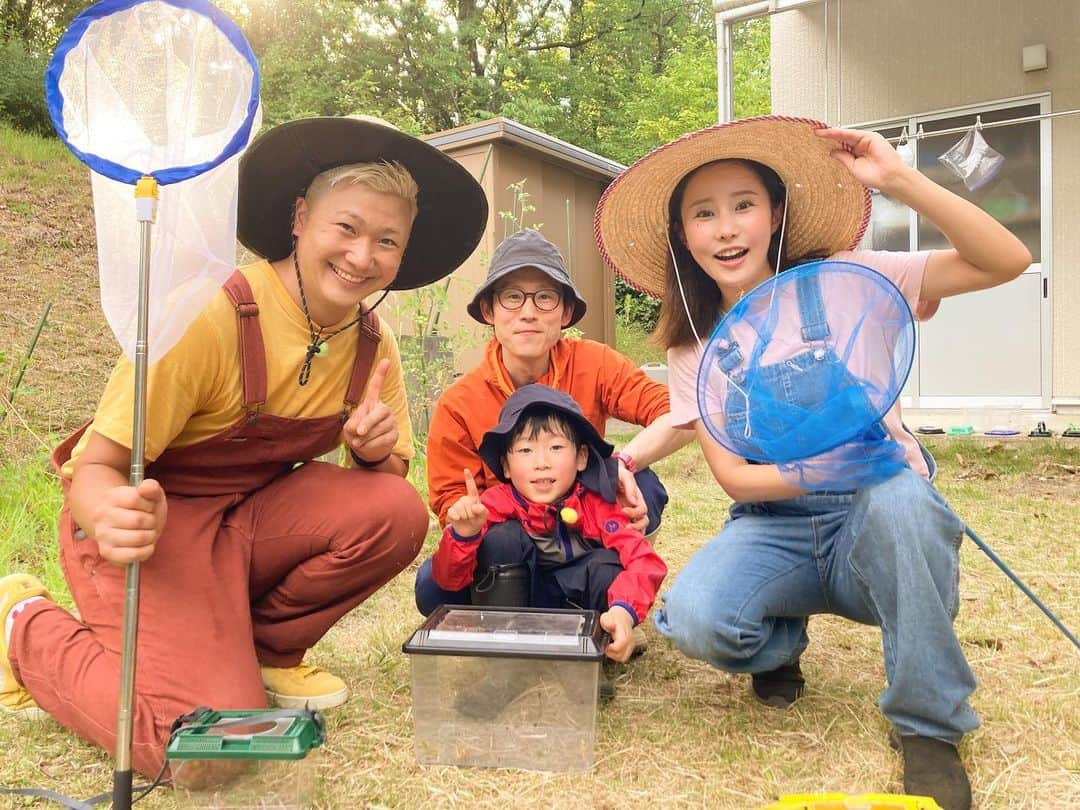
63, 260, 413, 478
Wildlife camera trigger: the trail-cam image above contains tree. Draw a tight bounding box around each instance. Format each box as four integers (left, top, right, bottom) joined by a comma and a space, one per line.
732, 17, 770, 119
225, 0, 724, 153
7, 0, 770, 165
1, 0, 82, 52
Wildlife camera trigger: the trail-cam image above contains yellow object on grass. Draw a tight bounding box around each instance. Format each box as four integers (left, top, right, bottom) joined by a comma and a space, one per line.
761, 794, 942, 810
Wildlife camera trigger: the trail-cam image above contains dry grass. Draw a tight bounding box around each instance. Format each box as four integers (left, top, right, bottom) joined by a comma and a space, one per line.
1, 438, 1077, 809
1, 128, 1077, 808
0, 125, 114, 459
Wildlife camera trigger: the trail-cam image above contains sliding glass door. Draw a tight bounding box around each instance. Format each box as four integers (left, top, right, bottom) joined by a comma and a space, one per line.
860, 97, 1049, 409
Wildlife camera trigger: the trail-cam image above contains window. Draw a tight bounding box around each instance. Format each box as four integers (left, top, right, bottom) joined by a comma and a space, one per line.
863, 102, 1042, 260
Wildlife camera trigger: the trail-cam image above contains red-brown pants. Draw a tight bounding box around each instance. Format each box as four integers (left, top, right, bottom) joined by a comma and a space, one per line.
9, 462, 427, 777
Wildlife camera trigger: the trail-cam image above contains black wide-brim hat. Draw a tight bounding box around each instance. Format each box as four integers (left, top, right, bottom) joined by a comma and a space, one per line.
238, 117, 489, 290
478, 384, 618, 502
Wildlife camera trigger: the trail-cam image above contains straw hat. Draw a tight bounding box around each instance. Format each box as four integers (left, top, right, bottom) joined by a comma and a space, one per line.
594, 115, 871, 298
238, 116, 488, 291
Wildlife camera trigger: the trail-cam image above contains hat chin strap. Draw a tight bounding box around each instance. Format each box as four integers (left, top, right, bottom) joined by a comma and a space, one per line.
763, 187, 791, 315
669, 185, 790, 430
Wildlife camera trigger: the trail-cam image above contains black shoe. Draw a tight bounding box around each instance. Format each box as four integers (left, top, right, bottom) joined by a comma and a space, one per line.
628, 624, 648, 659
894, 733, 972, 810
750, 662, 805, 708
598, 660, 618, 701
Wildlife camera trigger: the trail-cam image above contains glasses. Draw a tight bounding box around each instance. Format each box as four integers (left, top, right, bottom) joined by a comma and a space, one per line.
495, 287, 563, 312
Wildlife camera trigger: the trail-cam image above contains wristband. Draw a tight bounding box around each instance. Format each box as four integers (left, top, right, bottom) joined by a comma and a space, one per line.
613, 451, 637, 473
350, 448, 392, 468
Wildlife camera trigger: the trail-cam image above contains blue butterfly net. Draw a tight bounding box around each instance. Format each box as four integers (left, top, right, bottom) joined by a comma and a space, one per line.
696, 260, 916, 491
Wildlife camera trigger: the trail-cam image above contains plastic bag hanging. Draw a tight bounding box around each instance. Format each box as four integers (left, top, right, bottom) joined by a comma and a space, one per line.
937, 119, 1005, 191
45, 0, 262, 363
696, 260, 915, 490
895, 126, 915, 168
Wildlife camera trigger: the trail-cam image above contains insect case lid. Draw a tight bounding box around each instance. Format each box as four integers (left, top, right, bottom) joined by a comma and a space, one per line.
166, 709, 325, 760
403, 605, 606, 661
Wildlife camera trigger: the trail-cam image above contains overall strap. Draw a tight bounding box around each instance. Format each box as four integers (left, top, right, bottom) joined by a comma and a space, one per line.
221, 270, 268, 409
796, 270, 831, 343
712, 337, 744, 375
344, 311, 382, 408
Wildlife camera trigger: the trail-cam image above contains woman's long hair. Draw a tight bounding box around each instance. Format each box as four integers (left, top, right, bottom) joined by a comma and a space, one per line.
653, 159, 789, 350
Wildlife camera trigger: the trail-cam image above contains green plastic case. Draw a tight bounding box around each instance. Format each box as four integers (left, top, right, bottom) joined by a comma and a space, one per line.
166, 709, 324, 761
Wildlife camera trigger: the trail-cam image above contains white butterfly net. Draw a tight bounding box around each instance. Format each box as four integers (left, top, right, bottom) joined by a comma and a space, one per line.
48, 0, 261, 362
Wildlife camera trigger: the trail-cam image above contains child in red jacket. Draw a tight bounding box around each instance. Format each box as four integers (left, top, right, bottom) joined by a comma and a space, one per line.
426, 384, 668, 662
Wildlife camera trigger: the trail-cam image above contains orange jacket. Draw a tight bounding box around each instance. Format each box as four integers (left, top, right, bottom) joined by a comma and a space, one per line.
427, 337, 670, 524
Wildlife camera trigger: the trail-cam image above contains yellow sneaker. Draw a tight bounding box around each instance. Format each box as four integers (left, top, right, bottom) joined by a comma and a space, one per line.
260, 662, 348, 710
0, 573, 51, 719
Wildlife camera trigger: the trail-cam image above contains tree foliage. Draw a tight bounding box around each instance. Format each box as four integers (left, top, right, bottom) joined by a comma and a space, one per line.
217, 0, 768, 163
1, 0, 82, 52
2, 0, 770, 170
0, 37, 51, 134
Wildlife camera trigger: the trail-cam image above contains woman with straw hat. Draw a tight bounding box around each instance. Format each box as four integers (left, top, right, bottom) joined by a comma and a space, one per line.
0, 116, 486, 780
595, 115, 1031, 809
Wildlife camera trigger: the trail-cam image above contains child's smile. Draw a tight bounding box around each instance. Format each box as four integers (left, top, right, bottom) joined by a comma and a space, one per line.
502, 427, 588, 505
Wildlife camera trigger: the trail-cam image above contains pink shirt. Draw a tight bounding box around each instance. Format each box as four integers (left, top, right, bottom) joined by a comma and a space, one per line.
667, 250, 935, 479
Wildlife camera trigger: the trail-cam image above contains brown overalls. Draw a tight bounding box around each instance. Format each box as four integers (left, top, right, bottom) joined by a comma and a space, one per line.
9, 272, 428, 776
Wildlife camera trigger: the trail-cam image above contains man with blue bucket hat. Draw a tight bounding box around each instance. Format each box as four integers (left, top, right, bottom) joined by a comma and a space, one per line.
418, 229, 694, 628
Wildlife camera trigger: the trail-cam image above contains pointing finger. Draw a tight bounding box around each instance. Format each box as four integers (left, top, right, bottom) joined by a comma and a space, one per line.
362, 358, 391, 410
464, 468, 479, 498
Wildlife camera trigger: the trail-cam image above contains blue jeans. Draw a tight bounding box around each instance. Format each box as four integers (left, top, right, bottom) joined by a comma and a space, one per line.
653, 467, 978, 743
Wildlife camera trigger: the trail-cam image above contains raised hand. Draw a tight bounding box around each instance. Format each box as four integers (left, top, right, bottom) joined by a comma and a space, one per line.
91, 478, 168, 565
343, 358, 398, 465
816, 127, 907, 194
446, 468, 488, 538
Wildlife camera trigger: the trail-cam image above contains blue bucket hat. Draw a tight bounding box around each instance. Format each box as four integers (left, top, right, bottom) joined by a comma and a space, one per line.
467, 230, 588, 326
478, 384, 617, 502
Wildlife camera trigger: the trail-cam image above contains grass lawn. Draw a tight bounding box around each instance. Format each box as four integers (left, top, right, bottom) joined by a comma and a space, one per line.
615, 318, 665, 368
1, 123, 1076, 808
0, 436, 1077, 808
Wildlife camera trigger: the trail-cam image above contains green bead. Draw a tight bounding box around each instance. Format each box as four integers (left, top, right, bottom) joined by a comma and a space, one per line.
317, 343, 327, 355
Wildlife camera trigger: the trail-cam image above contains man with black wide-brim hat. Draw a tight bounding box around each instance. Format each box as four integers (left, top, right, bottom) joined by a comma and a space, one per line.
2, 116, 486, 780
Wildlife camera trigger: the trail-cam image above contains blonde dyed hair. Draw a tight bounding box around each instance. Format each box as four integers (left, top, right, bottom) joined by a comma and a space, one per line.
305, 161, 419, 222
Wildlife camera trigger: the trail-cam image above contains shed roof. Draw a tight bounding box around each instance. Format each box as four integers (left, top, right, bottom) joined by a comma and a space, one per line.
424, 116, 624, 180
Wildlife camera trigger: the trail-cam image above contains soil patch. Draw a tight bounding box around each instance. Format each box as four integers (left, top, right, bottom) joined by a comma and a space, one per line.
1, 149, 113, 457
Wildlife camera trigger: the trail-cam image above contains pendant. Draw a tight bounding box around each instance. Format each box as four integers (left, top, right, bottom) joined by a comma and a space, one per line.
316, 342, 327, 356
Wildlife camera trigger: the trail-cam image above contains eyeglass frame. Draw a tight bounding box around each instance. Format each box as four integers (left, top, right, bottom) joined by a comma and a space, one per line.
492, 286, 565, 312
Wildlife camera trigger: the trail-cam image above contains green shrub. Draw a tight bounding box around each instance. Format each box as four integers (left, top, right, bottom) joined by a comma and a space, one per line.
615, 276, 660, 332
0, 39, 52, 136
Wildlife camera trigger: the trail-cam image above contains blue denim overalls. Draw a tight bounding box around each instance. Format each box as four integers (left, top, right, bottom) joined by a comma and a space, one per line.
658, 274, 978, 744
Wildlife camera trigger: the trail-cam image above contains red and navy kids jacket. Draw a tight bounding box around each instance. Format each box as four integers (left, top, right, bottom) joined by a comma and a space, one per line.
431, 480, 667, 625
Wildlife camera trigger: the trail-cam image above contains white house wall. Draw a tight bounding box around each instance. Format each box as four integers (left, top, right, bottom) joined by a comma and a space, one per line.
771, 0, 1080, 405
